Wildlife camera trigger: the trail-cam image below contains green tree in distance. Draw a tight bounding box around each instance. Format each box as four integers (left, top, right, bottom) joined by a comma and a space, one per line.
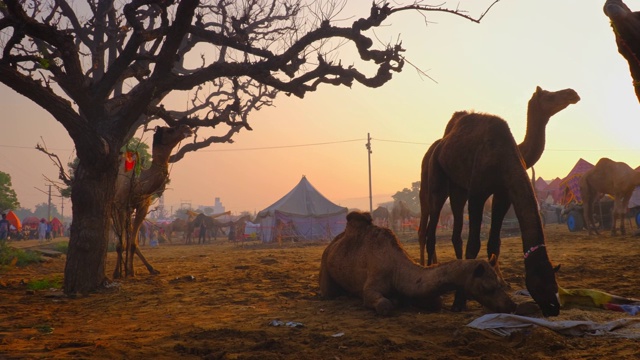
0, 171, 20, 212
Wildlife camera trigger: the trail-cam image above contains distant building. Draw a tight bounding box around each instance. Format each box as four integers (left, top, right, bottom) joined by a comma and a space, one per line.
198, 197, 225, 215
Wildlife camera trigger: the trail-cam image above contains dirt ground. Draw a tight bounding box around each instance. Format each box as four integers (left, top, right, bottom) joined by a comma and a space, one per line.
1, 223, 640, 359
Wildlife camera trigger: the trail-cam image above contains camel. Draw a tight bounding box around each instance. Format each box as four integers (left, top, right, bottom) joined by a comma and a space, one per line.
604, 0, 640, 104
319, 211, 516, 315
185, 211, 232, 244
579, 158, 640, 236
418, 87, 579, 269
423, 112, 560, 316
390, 200, 417, 233
371, 206, 389, 227
112, 124, 193, 278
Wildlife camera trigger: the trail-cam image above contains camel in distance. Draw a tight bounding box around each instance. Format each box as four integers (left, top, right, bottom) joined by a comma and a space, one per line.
579, 157, 640, 236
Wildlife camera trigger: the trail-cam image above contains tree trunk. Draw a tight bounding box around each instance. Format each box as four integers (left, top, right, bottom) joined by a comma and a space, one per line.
64, 156, 118, 295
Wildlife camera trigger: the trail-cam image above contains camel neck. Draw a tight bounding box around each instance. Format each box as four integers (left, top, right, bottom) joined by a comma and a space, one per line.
519, 107, 548, 169
393, 261, 461, 297
504, 158, 547, 255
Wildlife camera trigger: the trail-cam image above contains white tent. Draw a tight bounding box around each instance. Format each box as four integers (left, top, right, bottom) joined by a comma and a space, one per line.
256, 176, 348, 243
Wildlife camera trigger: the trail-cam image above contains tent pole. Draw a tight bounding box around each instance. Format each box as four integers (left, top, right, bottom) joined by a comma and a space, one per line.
366, 133, 373, 213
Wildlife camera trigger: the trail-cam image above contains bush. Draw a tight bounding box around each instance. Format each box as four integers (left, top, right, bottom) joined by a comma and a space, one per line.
0, 240, 42, 269
27, 275, 63, 290
52, 241, 69, 254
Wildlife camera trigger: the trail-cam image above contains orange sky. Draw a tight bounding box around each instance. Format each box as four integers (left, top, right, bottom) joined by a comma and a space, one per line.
2, 0, 640, 216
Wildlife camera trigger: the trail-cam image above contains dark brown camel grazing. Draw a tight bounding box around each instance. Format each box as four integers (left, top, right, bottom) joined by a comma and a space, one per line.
371, 206, 390, 227
419, 87, 579, 268
319, 211, 516, 315
579, 158, 640, 236
424, 112, 560, 316
112, 124, 192, 278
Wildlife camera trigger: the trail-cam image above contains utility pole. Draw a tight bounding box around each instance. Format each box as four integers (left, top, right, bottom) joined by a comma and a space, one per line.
47, 185, 52, 220
366, 133, 373, 213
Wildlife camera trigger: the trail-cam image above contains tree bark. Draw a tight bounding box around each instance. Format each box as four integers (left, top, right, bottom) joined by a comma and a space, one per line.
63, 155, 119, 295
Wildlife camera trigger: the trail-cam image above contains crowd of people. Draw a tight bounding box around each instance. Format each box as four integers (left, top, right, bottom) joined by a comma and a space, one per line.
0, 213, 66, 241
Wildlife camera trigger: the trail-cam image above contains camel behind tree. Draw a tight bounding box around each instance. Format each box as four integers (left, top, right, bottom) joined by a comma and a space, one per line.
320, 211, 516, 315
418, 86, 580, 269
371, 206, 390, 227
112, 124, 193, 278
185, 211, 232, 244
424, 112, 560, 316
579, 158, 640, 236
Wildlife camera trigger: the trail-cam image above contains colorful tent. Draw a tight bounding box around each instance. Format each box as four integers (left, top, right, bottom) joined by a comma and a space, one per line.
50, 217, 64, 236
22, 216, 41, 230
5, 210, 21, 231
255, 176, 348, 243
558, 158, 594, 205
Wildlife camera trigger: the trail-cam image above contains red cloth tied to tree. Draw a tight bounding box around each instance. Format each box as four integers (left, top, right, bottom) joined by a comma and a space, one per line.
124, 151, 138, 172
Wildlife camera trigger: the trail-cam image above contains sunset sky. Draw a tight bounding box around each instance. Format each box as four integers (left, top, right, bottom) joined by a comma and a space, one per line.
2, 0, 640, 216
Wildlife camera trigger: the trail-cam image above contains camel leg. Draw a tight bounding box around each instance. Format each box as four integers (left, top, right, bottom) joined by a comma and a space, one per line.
362, 281, 393, 315
451, 193, 488, 313
449, 184, 467, 261
486, 191, 510, 286
135, 247, 160, 275
465, 194, 488, 260
113, 240, 124, 279
418, 183, 430, 266
319, 265, 343, 298
425, 161, 450, 266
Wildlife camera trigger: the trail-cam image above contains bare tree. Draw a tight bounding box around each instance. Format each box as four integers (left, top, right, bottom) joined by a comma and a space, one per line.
0, 0, 498, 295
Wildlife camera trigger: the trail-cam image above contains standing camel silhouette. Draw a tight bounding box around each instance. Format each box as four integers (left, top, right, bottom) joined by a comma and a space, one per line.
580, 157, 640, 236
418, 87, 580, 272
424, 112, 560, 316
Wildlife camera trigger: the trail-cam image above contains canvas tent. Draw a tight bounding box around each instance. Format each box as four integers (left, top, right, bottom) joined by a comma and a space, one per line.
256, 176, 348, 243
5, 210, 21, 231
558, 158, 594, 205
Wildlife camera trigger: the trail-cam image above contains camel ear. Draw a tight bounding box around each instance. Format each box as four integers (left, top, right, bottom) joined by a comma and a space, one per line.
488, 253, 498, 267
536, 86, 542, 93
473, 263, 486, 278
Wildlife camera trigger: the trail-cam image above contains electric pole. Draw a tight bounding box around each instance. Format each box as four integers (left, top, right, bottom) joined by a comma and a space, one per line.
47, 185, 52, 220
366, 133, 373, 213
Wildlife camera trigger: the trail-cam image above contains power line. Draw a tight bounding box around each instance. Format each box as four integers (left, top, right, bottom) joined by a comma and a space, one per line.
2, 140, 639, 153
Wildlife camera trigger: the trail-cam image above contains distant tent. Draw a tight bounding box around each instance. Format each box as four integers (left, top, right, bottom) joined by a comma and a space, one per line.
255, 176, 348, 243
50, 217, 63, 236
558, 158, 594, 205
544, 177, 564, 204
533, 177, 549, 202
5, 210, 21, 231
22, 216, 41, 231
628, 166, 640, 209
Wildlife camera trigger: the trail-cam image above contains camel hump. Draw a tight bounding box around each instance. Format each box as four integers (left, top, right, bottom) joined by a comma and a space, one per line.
346, 211, 373, 225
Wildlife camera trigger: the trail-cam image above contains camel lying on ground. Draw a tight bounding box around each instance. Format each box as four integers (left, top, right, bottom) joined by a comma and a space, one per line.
579, 157, 640, 236
319, 212, 516, 315
423, 112, 560, 316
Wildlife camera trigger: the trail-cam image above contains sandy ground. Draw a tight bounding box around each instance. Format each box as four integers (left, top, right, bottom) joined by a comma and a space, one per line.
1, 223, 640, 359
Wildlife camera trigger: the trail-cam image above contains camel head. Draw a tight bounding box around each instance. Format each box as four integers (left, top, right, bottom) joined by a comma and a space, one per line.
152, 124, 193, 155
525, 253, 561, 317
462, 260, 517, 314
530, 86, 580, 121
